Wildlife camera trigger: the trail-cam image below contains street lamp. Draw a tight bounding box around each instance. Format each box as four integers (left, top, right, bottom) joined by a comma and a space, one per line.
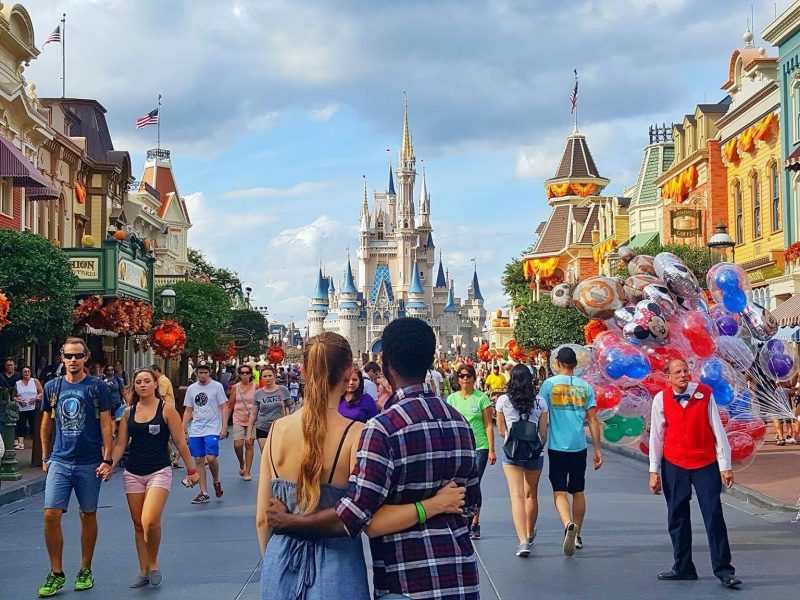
160, 288, 176, 315
707, 222, 736, 262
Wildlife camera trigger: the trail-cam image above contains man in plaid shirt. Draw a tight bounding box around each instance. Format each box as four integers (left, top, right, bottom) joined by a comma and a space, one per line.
268, 318, 480, 599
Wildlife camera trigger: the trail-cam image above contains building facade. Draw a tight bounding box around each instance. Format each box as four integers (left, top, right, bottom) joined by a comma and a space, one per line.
307, 104, 486, 359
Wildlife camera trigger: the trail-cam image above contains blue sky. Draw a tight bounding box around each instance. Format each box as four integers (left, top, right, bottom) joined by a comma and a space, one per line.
24, 0, 794, 327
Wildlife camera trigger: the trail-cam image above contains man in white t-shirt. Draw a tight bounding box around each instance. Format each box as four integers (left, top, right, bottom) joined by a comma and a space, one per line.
426, 365, 443, 396
182, 361, 229, 504
362, 362, 379, 400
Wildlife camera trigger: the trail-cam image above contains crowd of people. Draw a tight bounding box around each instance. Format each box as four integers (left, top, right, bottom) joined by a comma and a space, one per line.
5, 315, 748, 597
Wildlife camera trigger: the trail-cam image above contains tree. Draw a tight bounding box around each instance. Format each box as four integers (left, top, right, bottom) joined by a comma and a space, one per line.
229, 308, 269, 357
0, 230, 78, 355
514, 297, 587, 351
629, 241, 717, 289
502, 258, 532, 308
153, 281, 232, 356
187, 247, 244, 303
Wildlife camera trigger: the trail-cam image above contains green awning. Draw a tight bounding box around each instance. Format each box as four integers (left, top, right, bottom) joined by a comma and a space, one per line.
622, 231, 659, 250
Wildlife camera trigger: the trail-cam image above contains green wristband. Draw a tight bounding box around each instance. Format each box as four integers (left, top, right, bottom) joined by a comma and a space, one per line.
415, 501, 427, 525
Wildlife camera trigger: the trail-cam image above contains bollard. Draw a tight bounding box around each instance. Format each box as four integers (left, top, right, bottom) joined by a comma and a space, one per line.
0, 387, 21, 480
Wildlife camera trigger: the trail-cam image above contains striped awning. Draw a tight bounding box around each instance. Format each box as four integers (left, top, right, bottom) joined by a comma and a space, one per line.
771, 294, 800, 326
775, 326, 800, 342
0, 137, 56, 191
25, 185, 60, 200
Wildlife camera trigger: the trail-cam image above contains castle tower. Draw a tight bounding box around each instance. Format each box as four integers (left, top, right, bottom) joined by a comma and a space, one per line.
307, 268, 330, 338
338, 257, 362, 355
463, 266, 487, 352
405, 261, 428, 320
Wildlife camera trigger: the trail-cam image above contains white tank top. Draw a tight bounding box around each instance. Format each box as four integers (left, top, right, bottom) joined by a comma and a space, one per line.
15, 378, 38, 411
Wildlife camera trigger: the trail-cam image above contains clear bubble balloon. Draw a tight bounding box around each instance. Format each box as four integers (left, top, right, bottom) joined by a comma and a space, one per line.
550, 343, 592, 377
598, 342, 651, 385
592, 331, 624, 355
757, 339, 799, 382
726, 413, 767, 450
715, 336, 755, 371
616, 384, 652, 418
675, 311, 718, 359
707, 263, 752, 314
709, 304, 740, 336
727, 430, 757, 471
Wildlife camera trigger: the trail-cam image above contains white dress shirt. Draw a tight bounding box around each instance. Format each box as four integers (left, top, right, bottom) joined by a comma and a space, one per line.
648, 381, 732, 474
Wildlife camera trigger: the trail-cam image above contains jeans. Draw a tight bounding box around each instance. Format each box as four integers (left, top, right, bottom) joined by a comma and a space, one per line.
475, 448, 490, 508
44, 460, 103, 512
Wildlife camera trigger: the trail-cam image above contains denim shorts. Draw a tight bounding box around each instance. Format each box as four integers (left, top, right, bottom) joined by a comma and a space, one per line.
44, 460, 103, 512
502, 453, 544, 470
188, 435, 220, 457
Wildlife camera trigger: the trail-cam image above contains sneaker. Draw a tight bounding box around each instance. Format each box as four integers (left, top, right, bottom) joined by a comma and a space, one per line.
14, 441, 24, 450
38, 572, 66, 597
777, 439, 786, 446
516, 542, 530, 557
469, 523, 481, 540
191, 493, 210, 504
575, 535, 583, 549
787, 437, 797, 445
74, 567, 94, 591
129, 574, 149, 588
148, 569, 163, 587
563, 523, 577, 557
527, 528, 537, 546
213, 481, 224, 498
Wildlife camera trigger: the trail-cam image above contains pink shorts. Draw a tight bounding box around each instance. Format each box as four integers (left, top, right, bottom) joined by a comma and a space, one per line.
123, 466, 173, 494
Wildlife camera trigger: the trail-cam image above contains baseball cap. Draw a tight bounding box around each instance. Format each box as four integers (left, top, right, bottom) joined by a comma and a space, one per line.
555, 346, 577, 366
195, 360, 211, 371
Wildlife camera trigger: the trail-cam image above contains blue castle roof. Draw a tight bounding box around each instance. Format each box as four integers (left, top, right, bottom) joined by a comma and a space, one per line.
471, 268, 483, 301
341, 258, 358, 295
408, 263, 424, 295
444, 286, 457, 313
312, 268, 329, 300
435, 259, 447, 288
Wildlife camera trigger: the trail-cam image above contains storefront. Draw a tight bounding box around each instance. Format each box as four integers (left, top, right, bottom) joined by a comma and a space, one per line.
63, 237, 155, 373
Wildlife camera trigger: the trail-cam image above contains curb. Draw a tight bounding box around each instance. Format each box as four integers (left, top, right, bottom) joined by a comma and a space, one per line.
0, 475, 46, 508
595, 439, 798, 513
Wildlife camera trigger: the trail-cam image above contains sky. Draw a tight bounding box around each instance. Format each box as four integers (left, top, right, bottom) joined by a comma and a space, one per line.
23, 0, 796, 329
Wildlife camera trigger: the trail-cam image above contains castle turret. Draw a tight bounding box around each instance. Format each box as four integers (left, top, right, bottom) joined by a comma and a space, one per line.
338, 257, 361, 355
307, 268, 330, 338
405, 261, 428, 319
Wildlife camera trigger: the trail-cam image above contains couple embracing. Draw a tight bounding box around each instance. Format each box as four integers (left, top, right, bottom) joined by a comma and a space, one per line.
259, 318, 480, 600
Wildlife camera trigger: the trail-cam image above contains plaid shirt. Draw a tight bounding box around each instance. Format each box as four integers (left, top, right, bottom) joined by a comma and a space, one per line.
336, 384, 480, 599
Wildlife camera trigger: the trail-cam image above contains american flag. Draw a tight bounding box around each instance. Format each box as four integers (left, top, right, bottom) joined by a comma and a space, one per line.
135, 108, 159, 129
44, 25, 61, 46
570, 70, 578, 114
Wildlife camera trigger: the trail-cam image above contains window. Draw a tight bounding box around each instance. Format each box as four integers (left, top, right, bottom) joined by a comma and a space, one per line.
752, 172, 761, 239
0, 179, 11, 217
734, 182, 743, 244
771, 163, 781, 231
794, 81, 800, 144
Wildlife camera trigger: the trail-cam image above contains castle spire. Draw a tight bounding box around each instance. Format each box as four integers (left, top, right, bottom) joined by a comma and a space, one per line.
400, 93, 414, 162
387, 156, 396, 196
470, 264, 484, 301
419, 167, 429, 213
435, 252, 447, 288
360, 175, 370, 230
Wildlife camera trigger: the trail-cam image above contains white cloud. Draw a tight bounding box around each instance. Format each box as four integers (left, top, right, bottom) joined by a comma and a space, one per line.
309, 103, 340, 121
222, 181, 332, 200
269, 215, 352, 250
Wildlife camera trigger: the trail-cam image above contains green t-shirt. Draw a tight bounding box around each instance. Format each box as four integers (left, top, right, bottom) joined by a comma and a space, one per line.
446, 390, 492, 450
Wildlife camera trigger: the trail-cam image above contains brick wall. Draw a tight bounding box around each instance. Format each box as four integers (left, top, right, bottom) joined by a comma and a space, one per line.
0, 187, 21, 230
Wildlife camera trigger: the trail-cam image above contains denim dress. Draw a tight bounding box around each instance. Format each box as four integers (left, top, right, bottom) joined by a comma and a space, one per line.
260, 479, 370, 600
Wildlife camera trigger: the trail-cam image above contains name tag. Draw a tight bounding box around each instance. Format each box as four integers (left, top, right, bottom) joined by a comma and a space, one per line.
148, 424, 161, 436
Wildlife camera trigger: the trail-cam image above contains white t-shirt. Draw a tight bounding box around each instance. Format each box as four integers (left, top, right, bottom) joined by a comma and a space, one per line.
363, 375, 378, 400
184, 380, 228, 438
425, 369, 443, 396
495, 393, 548, 442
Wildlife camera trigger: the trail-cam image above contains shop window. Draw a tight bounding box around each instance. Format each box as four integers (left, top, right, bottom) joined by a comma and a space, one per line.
752, 172, 761, 239
771, 163, 781, 231
0, 179, 11, 217
734, 182, 743, 244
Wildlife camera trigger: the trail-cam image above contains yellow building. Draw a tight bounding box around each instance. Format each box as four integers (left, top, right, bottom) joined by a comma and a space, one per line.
591, 196, 630, 277
717, 29, 784, 308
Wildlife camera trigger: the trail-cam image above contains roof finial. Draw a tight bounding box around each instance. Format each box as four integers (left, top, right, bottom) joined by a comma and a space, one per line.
743, 20, 754, 46
400, 92, 414, 161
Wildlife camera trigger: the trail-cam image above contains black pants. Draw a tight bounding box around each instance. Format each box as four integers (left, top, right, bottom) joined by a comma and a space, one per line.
661, 459, 735, 580
474, 449, 489, 509
15, 410, 36, 437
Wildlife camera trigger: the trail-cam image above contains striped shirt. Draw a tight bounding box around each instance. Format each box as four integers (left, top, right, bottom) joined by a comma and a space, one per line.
336, 383, 480, 599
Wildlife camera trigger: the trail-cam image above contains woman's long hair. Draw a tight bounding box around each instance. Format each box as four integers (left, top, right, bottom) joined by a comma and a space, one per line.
506, 364, 535, 416
297, 332, 353, 513
128, 368, 163, 407
345, 368, 365, 407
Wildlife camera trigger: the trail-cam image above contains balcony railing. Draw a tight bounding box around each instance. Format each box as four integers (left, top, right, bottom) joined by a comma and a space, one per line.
146, 148, 171, 161
127, 180, 160, 201
154, 273, 189, 286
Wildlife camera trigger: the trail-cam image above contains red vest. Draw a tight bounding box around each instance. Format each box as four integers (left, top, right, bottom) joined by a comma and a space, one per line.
662, 383, 717, 470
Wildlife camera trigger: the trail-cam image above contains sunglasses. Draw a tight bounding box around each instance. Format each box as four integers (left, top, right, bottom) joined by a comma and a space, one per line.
62, 352, 87, 360
458, 373, 473, 379
239, 370, 252, 375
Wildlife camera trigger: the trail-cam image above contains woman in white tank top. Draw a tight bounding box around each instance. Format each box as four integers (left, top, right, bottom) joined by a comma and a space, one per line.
15, 365, 42, 450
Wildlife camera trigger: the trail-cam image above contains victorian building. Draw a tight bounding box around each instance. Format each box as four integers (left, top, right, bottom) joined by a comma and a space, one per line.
307, 103, 486, 359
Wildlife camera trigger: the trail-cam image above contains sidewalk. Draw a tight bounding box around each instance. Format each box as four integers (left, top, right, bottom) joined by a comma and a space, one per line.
0, 445, 45, 507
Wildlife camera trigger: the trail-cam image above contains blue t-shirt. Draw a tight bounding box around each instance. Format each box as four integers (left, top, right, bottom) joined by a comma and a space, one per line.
537, 374, 596, 452
42, 375, 112, 465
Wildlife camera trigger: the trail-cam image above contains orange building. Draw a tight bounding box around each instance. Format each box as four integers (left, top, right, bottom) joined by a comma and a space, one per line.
655, 100, 731, 247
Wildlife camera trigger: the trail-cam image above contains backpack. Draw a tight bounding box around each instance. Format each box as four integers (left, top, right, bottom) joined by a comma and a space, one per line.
503, 411, 543, 462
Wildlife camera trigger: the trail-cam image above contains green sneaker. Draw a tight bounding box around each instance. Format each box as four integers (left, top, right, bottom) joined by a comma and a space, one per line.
73, 567, 94, 591
38, 572, 65, 597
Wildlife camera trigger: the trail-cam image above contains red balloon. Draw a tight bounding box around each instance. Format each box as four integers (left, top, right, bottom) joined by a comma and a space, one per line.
641, 371, 670, 396
687, 331, 715, 358
726, 416, 766, 443
718, 408, 730, 428
595, 383, 623, 410
728, 431, 755, 463
594, 331, 623, 353
645, 345, 684, 372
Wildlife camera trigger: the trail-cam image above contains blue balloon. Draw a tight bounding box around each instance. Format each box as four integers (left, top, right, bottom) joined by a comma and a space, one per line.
604, 350, 627, 379
712, 381, 734, 406
715, 267, 741, 291
722, 289, 747, 313
715, 313, 739, 336
700, 359, 724, 385
728, 392, 752, 417
627, 355, 651, 379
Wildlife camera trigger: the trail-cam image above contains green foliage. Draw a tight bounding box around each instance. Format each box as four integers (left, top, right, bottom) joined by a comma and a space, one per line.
188, 247, 244, 303
229, 308, 269, 356
0, 230, 78, 354
514, 297, 587, 351
635, 241, 716, 289
501, 258, 532, 307
154, 281, 232, 356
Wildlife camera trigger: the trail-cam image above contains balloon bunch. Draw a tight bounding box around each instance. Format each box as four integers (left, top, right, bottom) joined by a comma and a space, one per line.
555, 253, 793, 471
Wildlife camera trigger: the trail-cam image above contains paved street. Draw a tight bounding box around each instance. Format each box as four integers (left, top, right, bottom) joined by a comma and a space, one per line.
1, 436, 798, 599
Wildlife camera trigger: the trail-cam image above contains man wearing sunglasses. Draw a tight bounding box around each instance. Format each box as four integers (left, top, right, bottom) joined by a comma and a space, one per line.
38, 337, 113, 597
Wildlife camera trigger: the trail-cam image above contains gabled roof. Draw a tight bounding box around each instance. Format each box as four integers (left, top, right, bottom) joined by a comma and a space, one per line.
628, 142, 675, 207
553, 132, 603, 180
530, 205, 571, 255
577, 205, 599, 244
370, 264, 394, 302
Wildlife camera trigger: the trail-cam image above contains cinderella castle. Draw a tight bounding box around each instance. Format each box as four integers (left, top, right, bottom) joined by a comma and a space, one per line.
306, 102, 487, 359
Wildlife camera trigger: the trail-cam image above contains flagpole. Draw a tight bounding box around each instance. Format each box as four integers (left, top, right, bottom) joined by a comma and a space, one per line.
573, 70, 578, 133
157, 94, 161, 151
61, 13, 66, 98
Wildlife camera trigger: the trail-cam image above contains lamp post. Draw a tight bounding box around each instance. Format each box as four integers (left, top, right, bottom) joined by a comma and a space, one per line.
707, 222, 736, 263
160, 288, 176, 315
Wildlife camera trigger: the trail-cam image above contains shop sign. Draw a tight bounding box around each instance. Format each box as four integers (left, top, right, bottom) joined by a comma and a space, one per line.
70, 257, 100, 280
118, 259, 148, 291
230, 328, 253, 349
670, 208, 702, 238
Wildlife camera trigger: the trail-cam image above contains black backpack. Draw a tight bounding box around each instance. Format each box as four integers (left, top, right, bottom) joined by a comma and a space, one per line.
503, 411, 543, 462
